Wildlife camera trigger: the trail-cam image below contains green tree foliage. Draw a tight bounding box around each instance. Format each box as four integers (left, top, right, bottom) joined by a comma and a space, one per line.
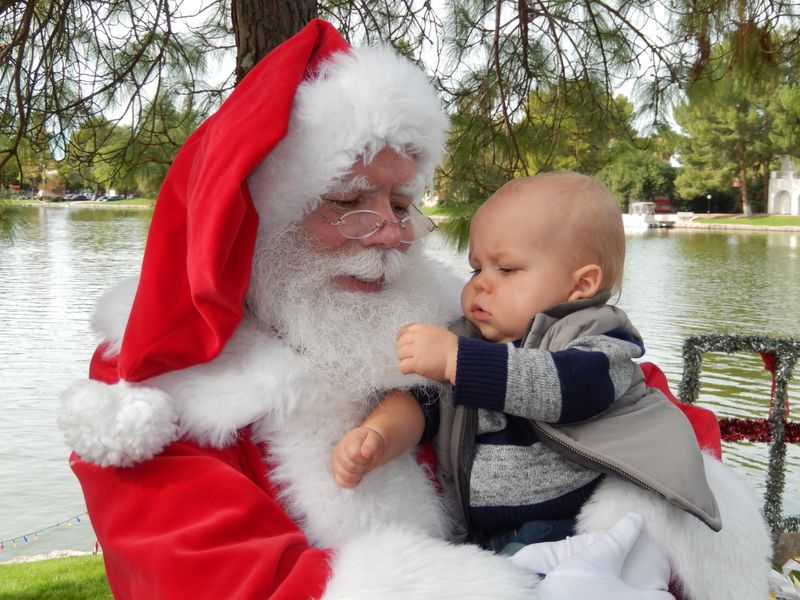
437, 1, 681, 207
63, 117, 119, 195
64, 95, 202, 196
769, 85, 800, 158
0, 0, 444, 195
0, 0, 233, 186
0, 110, 56, 191
596, 147, 676, 212
128, 94, 203, 194
441, 77, 638, 208
520, 88, 636, 175
0, 199, 31, 243
673, 25, 798, 216
673, 89, 771, 216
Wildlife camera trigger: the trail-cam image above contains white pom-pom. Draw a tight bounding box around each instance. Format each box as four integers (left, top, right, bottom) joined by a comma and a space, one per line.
59, 379, 179, 467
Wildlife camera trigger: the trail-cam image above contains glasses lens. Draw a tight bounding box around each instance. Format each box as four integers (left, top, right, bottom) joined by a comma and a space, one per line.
338, 210, 384, 240
403, 204, 437, 242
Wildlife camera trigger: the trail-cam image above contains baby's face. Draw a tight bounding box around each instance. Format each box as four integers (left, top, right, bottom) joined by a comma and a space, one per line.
460, 188, 580, 342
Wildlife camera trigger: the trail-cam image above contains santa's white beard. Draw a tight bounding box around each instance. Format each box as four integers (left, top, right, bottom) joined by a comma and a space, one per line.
247, 227, 445, 397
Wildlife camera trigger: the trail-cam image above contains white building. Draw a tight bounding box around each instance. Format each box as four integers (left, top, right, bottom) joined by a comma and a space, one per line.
768, 155, 800, 215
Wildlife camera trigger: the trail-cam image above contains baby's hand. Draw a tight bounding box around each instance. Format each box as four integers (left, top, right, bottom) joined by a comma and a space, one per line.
332, 427, 386, 488
396, 323, 458, 384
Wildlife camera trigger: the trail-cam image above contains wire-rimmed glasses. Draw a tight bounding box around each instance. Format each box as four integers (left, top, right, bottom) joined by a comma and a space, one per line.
320, 204, 437, 243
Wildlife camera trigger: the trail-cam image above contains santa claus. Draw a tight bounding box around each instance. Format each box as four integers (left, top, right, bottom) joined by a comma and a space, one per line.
59, 19, 771, 600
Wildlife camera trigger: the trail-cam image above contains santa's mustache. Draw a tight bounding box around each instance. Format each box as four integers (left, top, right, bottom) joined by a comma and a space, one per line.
324, 246, 410, 284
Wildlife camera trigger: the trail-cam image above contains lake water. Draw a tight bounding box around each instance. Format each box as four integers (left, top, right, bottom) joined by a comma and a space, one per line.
1, 206, 798, 562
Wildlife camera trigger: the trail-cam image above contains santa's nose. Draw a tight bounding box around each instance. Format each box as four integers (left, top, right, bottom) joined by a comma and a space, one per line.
358, 200, 406, 250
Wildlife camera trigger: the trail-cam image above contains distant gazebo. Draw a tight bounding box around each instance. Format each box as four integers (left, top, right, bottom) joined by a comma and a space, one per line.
768, 155, 800, 216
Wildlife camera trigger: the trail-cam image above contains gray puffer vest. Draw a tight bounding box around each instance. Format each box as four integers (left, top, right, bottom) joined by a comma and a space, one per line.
433, 296, 721, 543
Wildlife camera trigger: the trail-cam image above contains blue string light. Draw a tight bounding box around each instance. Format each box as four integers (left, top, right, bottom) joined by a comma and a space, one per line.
0, 513, 88, 549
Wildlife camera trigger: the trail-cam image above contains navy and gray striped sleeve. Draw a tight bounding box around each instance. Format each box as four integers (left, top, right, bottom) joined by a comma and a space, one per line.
453, 329, 644, 424
452, 336, 509, 412
505, 329, 644, 423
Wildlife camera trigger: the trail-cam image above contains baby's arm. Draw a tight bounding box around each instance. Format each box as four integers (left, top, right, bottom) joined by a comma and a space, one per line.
332, 389, 426, 488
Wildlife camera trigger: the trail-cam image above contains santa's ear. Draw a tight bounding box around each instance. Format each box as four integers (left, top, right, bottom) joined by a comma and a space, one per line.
568, 264, 603, 301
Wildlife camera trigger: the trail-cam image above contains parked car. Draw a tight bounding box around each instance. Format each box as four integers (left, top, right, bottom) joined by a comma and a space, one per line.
71, 194, 90, 201
95, 195, 108, 202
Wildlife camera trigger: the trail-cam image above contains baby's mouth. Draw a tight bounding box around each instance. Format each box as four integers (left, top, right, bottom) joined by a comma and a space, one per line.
470, 304, 491, 321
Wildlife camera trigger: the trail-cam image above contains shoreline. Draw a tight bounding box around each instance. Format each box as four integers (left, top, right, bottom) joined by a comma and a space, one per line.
12, 200, 152, 210
429, 213, 800, 232
16, 203, 800, 231
0, 549, 93, 565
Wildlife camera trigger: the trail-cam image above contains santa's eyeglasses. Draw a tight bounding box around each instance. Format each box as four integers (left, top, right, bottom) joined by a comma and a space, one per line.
319, 204, 437, 243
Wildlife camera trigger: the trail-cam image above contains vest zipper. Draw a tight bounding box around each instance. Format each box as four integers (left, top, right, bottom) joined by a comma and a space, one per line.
456, 406, 476, 532
530, 421, 660, 497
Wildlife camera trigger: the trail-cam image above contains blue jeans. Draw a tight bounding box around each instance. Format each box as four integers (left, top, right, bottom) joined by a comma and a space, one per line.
482, 518, 576, 556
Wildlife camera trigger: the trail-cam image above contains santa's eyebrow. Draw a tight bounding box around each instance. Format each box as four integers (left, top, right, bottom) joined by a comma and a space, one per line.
394, 182, 417, 197
326, 175, 375, 196
324, 176, 420, 199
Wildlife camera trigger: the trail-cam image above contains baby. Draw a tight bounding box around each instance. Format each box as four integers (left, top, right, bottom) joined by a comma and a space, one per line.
332, 171, 718, 553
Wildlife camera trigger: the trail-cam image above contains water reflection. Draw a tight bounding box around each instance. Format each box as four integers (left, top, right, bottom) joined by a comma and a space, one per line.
1, 206, 151, 560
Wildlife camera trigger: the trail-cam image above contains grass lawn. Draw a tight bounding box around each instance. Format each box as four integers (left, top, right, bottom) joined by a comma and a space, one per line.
692, 214, 800, 227
421, 205, 454, 217
0, 555, 112, 600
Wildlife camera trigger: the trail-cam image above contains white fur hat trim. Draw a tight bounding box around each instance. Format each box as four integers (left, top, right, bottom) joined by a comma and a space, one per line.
59, 379, 178, 468
247, 44, 448, 241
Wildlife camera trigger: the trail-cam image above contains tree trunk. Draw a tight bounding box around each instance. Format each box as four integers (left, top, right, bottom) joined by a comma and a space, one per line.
738, 162, 752, 217
232, 0, 317, 84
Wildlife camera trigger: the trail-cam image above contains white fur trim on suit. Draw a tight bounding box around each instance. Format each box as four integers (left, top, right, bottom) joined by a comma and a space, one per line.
577, 452, 772, 600
320, 524, 538, 600
58, 272, 310, 465
60, 276, 180, 467
59, 316, 312, 465
59, 379, 178, 467
89, 276, 140, 358
151, 321, 310, 449
247, 44, 448, 240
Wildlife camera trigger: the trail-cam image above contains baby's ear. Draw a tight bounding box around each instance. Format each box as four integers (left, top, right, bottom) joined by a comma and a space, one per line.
568, 264, 602, 301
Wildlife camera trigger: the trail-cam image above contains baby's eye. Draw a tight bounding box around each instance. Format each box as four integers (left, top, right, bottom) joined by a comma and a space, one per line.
469, 268, 481, 276
497, 267, 517, 274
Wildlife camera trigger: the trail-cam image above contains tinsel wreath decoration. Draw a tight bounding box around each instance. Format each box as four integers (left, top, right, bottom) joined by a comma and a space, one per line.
678, 334, 800, 533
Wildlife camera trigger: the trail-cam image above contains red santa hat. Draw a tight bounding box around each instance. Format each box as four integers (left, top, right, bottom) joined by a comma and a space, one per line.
59, 19, 448, 466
